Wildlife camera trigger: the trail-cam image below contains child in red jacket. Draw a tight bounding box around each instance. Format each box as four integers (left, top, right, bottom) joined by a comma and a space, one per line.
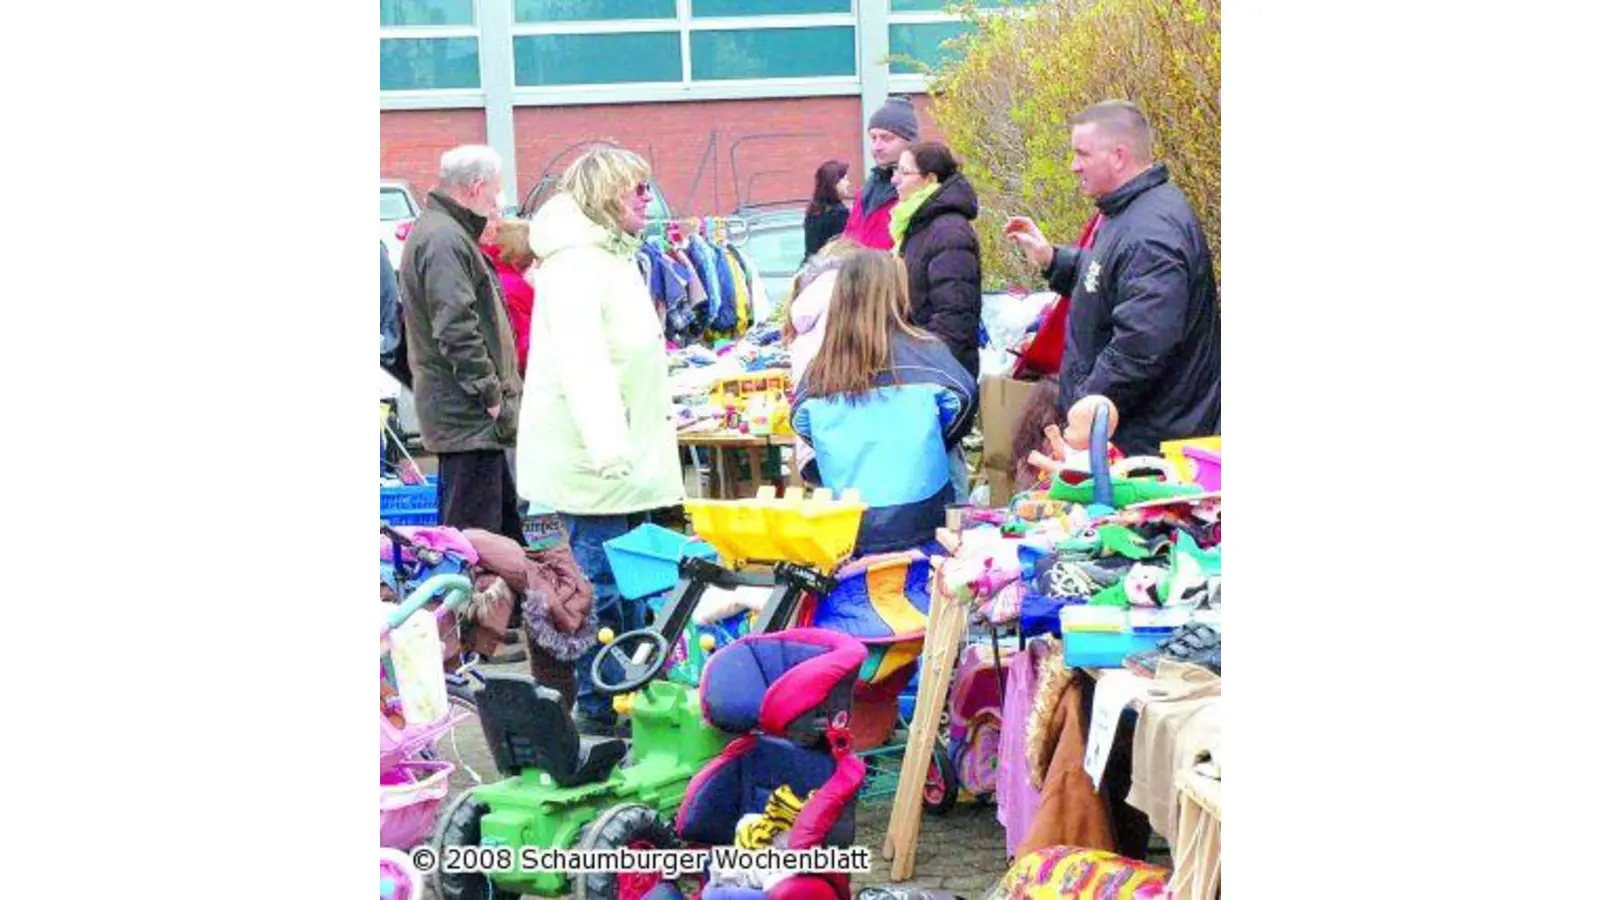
483, 219, 536, 375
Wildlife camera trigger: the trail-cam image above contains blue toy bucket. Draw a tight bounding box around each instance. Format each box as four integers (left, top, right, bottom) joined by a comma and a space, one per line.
603, 523, 717, 600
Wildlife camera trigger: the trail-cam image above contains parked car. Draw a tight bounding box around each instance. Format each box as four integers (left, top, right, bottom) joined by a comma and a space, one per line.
734, 202, 808, 316
380, 180, 420, 269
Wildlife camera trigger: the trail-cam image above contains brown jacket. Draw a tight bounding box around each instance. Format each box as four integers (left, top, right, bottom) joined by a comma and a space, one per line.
1017, 671, 1117, 858
463, 529, 593, 633
399, 191, 522, 453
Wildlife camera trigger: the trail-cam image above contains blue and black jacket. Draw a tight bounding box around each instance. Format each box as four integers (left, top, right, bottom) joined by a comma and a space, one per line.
793, 331, 977, 555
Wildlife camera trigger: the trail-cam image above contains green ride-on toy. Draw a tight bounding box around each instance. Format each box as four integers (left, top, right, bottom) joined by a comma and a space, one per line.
429, 555, 834, 900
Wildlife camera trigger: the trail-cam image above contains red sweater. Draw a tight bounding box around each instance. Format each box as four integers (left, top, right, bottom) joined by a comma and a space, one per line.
482, 244, 533, 375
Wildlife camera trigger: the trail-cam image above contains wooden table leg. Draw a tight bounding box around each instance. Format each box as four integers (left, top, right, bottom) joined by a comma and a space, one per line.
881, 564, 967, 881
714, 447, 730, 499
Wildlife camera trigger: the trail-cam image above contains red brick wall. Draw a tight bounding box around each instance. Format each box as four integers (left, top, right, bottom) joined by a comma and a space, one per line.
377, 94, 951, 214
512, 96, 863, 215
379, 109, 488, 197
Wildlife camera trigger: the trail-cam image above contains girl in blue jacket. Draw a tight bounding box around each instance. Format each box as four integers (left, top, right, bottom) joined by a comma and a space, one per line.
792, 251, 977, 556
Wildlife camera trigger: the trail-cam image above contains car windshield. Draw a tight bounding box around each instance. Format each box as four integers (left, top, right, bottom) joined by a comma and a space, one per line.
743, 220, 806, 276
380, 188, 415, 221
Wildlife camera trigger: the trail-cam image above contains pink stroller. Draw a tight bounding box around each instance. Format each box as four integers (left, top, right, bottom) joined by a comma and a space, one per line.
379, 574, 474, 900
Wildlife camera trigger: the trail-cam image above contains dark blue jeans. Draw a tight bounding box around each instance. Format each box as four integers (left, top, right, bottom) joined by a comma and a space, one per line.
563, 511, 663, 723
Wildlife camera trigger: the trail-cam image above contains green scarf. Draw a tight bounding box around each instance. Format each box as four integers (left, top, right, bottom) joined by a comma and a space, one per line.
889, 182, 941, 254
603, 227, 643, 259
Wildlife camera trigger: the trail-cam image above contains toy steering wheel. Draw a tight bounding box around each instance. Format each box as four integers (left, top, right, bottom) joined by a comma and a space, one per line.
589, 627, 671, 696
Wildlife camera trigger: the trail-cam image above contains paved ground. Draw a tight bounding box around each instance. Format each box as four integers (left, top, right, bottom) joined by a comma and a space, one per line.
413, 654, 1016, 899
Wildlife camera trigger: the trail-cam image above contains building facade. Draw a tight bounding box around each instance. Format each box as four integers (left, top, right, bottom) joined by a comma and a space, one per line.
380, 1, 1012, 215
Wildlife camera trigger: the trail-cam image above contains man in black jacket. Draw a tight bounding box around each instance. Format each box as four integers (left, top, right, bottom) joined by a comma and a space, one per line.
1006, 100, 1220, 456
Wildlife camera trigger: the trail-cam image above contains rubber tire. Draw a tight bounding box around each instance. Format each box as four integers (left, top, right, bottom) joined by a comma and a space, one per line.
429, 792, 521, 900
571, 803, 685, 900
923, 741, 960, 815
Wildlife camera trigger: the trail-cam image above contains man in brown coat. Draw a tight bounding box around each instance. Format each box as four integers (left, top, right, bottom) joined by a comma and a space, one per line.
399, 145, 525, 543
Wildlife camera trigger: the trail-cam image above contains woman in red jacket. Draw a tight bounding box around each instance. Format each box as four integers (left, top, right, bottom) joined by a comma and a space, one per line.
482, 218, 537, 375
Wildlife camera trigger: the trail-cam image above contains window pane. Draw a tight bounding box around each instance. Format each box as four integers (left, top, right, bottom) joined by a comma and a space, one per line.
514, 33, 682, 85
692, 0, 851, 15
380, 37, 481, 90
380, 0, 475, 27
889, 21, 974, 73
691, 27, 855, 80
515, 0, 675, 22
891, 0, 1016, 10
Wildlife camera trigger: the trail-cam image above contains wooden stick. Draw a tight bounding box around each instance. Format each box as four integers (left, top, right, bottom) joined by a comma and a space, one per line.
880, 566, 968, 880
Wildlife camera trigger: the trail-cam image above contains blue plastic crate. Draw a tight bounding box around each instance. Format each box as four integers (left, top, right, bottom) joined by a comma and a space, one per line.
381, 476, 438, 515
382, 508, 440, 527
603, 523, 718, 600
1061, 631, 1163, 669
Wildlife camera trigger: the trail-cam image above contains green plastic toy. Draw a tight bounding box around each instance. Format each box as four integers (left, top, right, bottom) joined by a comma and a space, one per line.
1047, 474, 1204, 509
430, 558, 829, 900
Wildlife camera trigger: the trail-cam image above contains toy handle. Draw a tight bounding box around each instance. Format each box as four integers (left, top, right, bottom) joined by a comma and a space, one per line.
1090, 400, 1113, 508
381, 574, 473, 642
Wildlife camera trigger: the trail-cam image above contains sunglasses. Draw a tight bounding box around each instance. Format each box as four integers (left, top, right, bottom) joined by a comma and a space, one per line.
634, 183, 652, 199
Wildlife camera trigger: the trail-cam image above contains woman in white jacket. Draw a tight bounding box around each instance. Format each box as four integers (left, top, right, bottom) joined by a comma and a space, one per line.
518, 147, 684, 736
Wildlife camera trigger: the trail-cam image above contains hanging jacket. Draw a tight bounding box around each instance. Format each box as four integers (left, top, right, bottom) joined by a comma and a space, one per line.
518, 192, 685, 516
687, 235, 724, 325
722, 247, 751, 334
899, 173, 983, 377
1045, 164, 1221, 456
792, 331, 977, 555
711, 243, 739, 332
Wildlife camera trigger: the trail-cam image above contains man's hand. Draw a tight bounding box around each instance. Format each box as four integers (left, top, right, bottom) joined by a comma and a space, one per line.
1003, 216, 1056, 270
487, 403, 501, 420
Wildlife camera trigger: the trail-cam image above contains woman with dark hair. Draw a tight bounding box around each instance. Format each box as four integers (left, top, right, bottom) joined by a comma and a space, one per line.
803, 159, 853, 261
891, 140, 982, 502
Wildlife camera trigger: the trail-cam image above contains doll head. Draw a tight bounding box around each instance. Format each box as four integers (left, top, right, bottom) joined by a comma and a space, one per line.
1063, 395, 1119, 450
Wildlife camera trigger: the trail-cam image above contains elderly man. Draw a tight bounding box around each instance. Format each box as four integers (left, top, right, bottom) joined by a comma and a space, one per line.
842, 95, 920, 250
1006, 101, 1221, 456
399, 145, 525, 543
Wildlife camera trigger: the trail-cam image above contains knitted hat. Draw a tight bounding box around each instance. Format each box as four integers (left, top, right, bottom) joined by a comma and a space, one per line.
868, 96, 920, 141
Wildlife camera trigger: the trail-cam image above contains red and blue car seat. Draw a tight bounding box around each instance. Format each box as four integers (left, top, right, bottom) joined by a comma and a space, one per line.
650, 628, 869, 900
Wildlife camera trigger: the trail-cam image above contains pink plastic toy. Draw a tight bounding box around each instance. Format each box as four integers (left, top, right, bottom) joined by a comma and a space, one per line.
1183, 446, 1221, 492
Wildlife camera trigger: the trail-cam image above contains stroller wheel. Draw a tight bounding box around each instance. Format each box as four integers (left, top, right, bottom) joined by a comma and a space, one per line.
572, 803, 692, 900
429, 792, 521, 900
921, 741, 959, 815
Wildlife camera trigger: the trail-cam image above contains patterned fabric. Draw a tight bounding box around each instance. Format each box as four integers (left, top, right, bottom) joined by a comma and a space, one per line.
734, 784, 808, 850
996, 846, 1168, 899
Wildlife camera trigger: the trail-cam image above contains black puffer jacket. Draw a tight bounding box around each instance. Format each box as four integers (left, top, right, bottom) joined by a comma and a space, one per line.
899, 173, 982, 376
1045, 165, 1221, 456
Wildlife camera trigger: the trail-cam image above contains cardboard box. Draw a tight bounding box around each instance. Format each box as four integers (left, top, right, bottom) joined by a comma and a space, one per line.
978, 374, 1043, 507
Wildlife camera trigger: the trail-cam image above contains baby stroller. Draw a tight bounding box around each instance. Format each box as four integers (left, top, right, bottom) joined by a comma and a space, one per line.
654, 628, 870, 900
379, 574, 474, 900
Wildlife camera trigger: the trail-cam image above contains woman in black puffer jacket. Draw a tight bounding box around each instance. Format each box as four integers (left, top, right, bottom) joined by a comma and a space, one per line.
890, 141, 982, 378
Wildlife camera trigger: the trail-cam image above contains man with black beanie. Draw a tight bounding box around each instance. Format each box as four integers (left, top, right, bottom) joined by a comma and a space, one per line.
842, 95, 920, 250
